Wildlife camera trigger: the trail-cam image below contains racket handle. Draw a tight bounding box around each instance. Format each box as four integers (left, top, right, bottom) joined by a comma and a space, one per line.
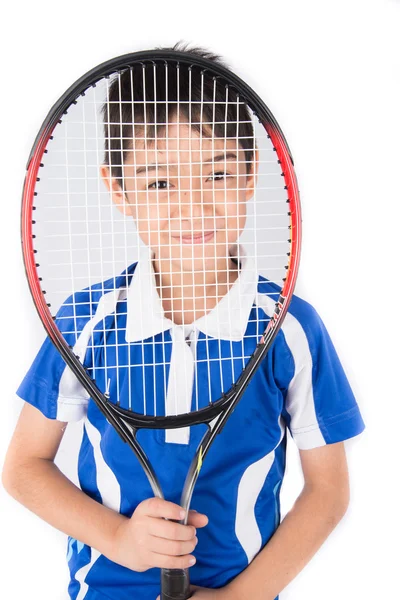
161, 568, 191, 599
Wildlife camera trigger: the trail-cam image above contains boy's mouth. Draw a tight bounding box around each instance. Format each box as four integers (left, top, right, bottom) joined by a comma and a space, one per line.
172, 231, 216, 245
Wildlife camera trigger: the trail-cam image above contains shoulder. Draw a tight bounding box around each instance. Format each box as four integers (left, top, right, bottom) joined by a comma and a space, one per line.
256, 277, 322, 337
56, 263, 138, 329
255, 277, 329, 368
284, 293, 324, 341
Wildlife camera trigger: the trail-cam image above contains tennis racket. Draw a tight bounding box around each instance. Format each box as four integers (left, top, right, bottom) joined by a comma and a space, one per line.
21, 47, 301, 599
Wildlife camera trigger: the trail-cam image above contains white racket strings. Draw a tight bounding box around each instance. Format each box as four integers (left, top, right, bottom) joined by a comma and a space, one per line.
32, 61, 291, 416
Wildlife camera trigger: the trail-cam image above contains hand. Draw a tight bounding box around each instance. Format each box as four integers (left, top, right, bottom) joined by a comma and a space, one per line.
156, 584, 237, 600
106, 497, 208, 572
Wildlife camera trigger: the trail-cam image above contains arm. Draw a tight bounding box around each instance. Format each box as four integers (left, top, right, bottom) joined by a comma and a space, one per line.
226, 441, 350, 600
2, 403, 126, 555
2, 403, 206, 572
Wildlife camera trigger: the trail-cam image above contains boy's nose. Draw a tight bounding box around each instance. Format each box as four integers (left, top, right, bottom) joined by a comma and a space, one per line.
178, 189, 205, 218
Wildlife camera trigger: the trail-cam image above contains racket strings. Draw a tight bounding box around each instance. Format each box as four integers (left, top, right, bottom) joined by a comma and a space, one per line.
32, 59, 292, 418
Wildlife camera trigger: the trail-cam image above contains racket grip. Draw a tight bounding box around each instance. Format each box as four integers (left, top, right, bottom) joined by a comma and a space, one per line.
161, 568, 191, 599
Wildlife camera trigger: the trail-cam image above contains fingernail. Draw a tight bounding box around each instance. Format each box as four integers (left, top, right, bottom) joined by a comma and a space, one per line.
189, 557, 196, 566
180, 510, 185, 519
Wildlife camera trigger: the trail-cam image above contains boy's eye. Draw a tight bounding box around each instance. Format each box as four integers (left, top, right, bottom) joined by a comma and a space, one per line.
208, 171, 230, 182
147, 173, 233, 189
148, 180, 169, 190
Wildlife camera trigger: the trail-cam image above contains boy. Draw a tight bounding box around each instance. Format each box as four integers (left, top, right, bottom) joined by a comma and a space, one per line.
2, 43, 365, 600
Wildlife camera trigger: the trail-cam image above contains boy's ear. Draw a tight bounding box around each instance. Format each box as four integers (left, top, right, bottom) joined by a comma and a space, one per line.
100, 165, 133, 216
245, 148, 259, 202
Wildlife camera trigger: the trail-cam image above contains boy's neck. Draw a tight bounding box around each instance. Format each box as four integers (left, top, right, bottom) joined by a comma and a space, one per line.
153, 258, 239, 326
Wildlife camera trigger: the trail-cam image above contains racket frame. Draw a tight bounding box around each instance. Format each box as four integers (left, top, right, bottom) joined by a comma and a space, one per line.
21, 49, 301, 600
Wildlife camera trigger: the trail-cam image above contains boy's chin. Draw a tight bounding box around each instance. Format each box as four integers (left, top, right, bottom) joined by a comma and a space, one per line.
158, 252, 231, 274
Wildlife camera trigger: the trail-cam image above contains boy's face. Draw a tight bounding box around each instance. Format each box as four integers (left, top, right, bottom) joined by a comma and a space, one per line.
101, 115, 258, 274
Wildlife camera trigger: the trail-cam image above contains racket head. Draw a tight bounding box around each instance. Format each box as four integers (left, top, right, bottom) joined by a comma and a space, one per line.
21, 48, 301, 429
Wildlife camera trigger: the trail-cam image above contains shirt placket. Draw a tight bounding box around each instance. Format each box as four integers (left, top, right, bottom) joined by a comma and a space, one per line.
165, 325, 198, 445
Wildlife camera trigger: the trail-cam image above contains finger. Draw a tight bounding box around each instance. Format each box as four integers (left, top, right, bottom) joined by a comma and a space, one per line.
150, 551, 196, 570
149, 534, 198, 557
148, 517, 196, 541
137, 497, 185, 521
187, 510, 209, 528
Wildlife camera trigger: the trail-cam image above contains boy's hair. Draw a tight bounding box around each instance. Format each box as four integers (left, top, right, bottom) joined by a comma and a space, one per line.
102, 41, 256, 187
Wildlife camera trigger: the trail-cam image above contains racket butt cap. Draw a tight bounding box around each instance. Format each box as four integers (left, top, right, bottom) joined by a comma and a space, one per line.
161, 568, 191, 599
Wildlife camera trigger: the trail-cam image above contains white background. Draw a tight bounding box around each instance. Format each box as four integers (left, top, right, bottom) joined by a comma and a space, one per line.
1, 0, 399, 598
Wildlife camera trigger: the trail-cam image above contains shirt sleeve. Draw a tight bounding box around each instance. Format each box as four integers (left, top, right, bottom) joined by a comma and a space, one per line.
16, 296, 90, 422
277, 296, 365, 450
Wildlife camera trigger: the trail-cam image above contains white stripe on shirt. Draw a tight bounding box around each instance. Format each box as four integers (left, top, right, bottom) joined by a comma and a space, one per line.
255, 293, 325, 449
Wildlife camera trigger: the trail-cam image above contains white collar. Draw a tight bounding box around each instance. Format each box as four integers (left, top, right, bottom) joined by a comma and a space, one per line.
125, 244, 258, 343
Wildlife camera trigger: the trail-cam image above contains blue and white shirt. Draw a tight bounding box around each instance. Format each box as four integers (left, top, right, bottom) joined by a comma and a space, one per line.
17, 247, 365, 600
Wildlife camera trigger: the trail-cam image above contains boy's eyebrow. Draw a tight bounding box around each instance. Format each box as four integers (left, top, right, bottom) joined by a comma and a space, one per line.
135, 163, 167, 176
204, 152, 238, 164
134, 152, 238, 176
